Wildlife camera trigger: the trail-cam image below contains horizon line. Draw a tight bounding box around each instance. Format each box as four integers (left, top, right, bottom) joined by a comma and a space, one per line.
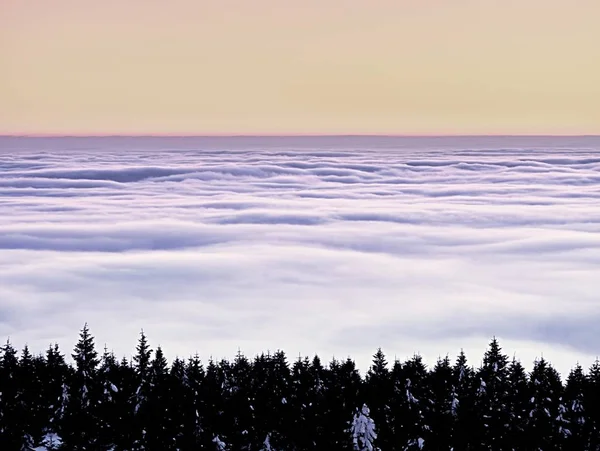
2, 133, 600, 139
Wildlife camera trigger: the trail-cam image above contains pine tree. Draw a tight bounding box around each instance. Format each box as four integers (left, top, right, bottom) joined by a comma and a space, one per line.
251, 352, 293, 448
427, 356, 455, 450
17, 345, 41, 447
270, 350, 293, 448
288, 354, 328, 450
364, 348, 393, 449
113, 357, 136, 450
182, 354, 206, 448
132, 330, 153, 449
224, 350, 254, 449
450, 350, 477, 450
0, 339, 22, 449
202, 358, 228, 447
526, 358, 565, 451
322, 357, 362, 449
39, 343, 69, 450
506, 357, 529, 450
475, 338, 511, 450
563, 364, 588, 449
96, 347, 121, 449
145, 346, 173, 450
351, 403, 378, 451
63, 323, 101, 449
587, 359, 600, 451
400, 354, 431, 450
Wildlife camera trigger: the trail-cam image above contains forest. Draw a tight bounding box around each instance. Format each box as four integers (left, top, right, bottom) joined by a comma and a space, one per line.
0, 324, 599, 450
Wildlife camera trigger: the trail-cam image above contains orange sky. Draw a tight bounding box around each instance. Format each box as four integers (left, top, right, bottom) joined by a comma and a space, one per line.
1, 0, 599, 135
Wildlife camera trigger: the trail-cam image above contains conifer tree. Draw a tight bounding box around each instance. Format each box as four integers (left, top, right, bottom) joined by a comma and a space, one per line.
63, 323, 101, 449
450, 350, 476, 450
270, 350, 293, 447
0, 339, 22, 449
4, 329, 600, 450
18, 345, 41, 447
167, 357, 188, 448
563, 364, 588, 449
39, 343, 69, 450
132, 330, 153, 450
364, 348, 393, 449
427, 356, 455, 450
323, 357, 362, 449
475, 338, 511, 450
183, 353, 206, 448
505, 357, 529, 449
144, 346, 173, 450
251, 352, 292, 448
526, 358, 565, 451
202, 358, 228, 447
351, 403, 378, 451
96, 347, 121, 449
289, 356, 313, 450
400, 354, 431, 450
587, 359, 600, 451
223, 350, 254, 449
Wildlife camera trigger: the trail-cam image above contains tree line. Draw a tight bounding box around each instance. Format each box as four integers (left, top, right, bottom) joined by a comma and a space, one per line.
0, 324, 599, 450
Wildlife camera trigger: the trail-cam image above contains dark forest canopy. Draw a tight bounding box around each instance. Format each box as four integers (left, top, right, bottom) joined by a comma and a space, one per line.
1, 324, 599, 450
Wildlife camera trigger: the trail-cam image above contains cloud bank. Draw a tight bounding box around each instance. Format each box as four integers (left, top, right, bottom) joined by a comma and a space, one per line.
1, 136, 599, 376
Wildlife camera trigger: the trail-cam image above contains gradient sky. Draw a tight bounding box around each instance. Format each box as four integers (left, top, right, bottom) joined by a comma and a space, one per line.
2, 0, 599, 135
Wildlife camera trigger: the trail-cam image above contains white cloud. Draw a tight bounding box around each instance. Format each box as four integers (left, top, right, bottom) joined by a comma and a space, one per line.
1, 136, 599, 377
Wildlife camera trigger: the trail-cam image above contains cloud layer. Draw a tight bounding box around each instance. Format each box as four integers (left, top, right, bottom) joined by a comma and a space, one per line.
1, 136, 599, 376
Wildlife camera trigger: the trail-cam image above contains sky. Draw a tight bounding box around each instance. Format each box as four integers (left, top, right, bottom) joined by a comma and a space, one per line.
1, 0, 600, 136
1, 136, 600, 377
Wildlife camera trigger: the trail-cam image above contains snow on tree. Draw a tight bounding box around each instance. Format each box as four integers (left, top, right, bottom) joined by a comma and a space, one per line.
475, 337, 511, 450
62, 323, 102, 449
213, 434, 229, 450
427, 356, 455, 449
351, 403, 378, 451
38, 432, 63, 451
260, 433, 276, 451
365, 348, 393, 448
399, 355, 430, 451
526, 357, 566, 450
505, 357, 529, 447
586, 359, 600, 450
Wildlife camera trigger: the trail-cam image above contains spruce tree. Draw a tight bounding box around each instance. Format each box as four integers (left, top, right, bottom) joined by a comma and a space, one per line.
183, 354, 206, 448
202, 358, 228, 447
400, 354, 431, 450
39, 343, 69, 450
223, 350, 254, 450
364, 348, 393, 449
450, 350, 476, 450
63, 323, 101, 449
563, 364, 588, 449
289, 355, 326, 450
113, 356, 136, 450
526, 358, 565, 451
475, 338, 511, 450
351, 403, 378, 451
132, 330, 153, 449
0, 339, 22, 449
587, 359, 600, 451
96, 347, 121, 449
427, 356, 455, 450
322, 357, 362, 449
17, 345, 40, 447
505, 357, 529, 449
144, 346, 173, 450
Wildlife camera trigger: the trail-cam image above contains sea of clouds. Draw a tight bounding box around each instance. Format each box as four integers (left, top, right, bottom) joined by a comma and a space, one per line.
1, 136, 599, 377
